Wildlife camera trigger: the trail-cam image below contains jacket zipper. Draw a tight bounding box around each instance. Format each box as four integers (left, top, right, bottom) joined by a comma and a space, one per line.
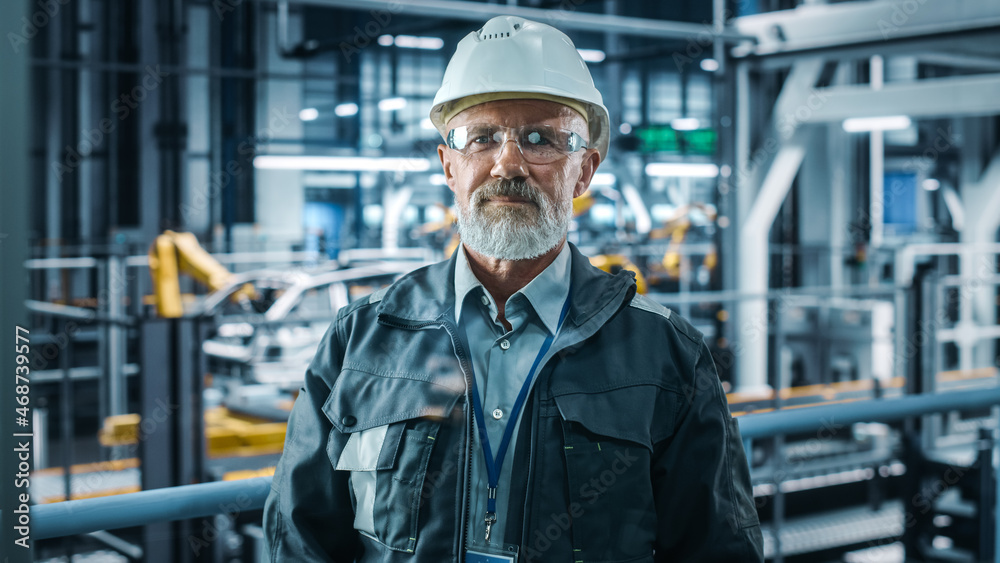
439, 321, 476, 562
380, 314, 476, 562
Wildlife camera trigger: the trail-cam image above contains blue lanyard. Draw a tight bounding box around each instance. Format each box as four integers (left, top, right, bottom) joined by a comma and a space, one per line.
463, 291, 572, 542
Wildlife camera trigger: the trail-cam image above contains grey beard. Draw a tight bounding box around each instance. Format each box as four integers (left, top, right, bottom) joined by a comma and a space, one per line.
455, 178, 572, 261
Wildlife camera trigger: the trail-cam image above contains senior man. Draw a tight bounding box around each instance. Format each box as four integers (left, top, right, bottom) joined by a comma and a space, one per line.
264, 15, 763, 563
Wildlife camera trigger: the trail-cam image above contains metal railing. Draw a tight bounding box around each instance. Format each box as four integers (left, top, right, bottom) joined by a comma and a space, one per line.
26, 385, 1000, 544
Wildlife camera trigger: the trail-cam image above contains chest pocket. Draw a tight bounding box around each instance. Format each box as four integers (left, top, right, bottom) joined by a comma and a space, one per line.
324, 366, 464, 553
553, 384, 678, 563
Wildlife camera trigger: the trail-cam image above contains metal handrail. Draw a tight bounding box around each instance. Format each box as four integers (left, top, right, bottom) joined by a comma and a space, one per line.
32, 477, 273, 540
27, 386, 1000, 540
738, 384, 1000, 440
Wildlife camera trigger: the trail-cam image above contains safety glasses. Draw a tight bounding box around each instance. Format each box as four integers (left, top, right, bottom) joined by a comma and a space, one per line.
446, 124, 588, 164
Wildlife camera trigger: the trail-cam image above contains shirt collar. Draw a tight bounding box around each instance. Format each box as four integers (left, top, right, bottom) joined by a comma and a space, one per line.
453, 244, 572, 334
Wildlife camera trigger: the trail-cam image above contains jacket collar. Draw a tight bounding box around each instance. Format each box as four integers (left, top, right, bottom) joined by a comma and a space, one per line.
376, 242, 637, 329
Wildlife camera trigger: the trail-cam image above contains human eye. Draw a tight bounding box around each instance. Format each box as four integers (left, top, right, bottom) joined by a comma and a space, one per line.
523, 127, 557, 147
467, 126, 497, 147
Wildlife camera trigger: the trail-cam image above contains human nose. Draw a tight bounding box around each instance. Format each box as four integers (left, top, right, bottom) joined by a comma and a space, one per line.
490, 134, 529, 179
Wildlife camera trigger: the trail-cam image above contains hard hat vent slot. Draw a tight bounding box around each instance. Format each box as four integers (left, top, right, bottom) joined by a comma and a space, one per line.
480, 32, 511, 40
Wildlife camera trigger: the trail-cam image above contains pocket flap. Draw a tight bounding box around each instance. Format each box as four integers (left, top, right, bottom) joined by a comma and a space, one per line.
336, 425, 394, 471
553, 385, 677, 450
323, 367, 464, 434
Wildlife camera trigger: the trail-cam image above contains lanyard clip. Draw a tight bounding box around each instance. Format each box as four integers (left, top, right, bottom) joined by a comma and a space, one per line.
484, 511, 497, 542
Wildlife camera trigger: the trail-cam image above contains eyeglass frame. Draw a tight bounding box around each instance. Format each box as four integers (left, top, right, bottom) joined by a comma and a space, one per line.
445, 123, 590, 164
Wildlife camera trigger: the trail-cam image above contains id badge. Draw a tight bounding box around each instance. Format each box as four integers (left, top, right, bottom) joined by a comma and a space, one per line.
466, 543, 518, 563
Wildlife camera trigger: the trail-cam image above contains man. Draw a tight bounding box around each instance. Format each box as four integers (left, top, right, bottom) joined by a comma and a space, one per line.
264, 15, 763, 562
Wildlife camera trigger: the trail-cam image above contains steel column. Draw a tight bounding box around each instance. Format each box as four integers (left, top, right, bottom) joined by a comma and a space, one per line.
736, 127, 812, 392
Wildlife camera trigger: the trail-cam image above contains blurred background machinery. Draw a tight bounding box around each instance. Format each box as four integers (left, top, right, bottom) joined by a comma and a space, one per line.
1, 0, 999, 562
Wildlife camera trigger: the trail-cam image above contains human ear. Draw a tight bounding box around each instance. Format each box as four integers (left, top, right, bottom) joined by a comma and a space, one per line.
437, 144, 457, 193
573, 149, 601, 198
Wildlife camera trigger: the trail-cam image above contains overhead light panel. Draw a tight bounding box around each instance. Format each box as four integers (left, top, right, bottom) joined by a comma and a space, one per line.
334, 102, 358, 117
393, 35, 444, 50
378, 35, 394, 46
645, 163, 720, 178
254, 155, 431, 172
700, 59, 720, 72
670, 117, 701, 131
378, 97, 407, 111
421, 117, 437, 130
298, 108, 319, 121
577, 49, 606, 63
842, 115, 911, 132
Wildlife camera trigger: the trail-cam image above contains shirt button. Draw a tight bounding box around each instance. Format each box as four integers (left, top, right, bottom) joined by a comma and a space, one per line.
492, 408, 504, 420
499, 339, 510, 350
481, 295, 490, 306
341, 415, 357, 427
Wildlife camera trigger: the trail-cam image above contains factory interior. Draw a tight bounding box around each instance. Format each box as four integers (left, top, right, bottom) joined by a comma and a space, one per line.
0, 0, 999, 561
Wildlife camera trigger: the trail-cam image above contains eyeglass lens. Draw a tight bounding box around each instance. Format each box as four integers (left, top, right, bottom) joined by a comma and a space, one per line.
447, 124, 587, 164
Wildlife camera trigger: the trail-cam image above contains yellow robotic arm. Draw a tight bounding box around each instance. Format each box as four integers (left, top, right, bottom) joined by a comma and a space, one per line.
148, 230, 255, 318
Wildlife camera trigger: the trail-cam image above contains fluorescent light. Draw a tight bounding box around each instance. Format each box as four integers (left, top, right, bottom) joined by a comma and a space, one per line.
842, 115, 911, 132
394, 35, 444, 50
700, 58, 720, 72
429, 173, 447, 185
650, 204, 677, 222
922, 178, 940, 191
378, 97, 407, 111
577, 49, 606, 63
362, 205, 384, 227
298, 108, 319, 121
334, 102, 358, 117
590, 203, 615, 223
378, 35, 394, 47
670, 117, 700, 131
424, 205, 445, 223
254, 155, 431, 172
645, 163, 720, 178
421, 117, 437, 130
591, 173, 617, 187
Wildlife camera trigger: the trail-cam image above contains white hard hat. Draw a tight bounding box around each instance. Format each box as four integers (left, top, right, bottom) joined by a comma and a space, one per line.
430, 15, 610, 161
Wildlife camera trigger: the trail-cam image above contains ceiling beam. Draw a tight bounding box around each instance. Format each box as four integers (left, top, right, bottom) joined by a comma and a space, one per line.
733, 0, 1000, 58
273, 0, 755, 42
801, 73, 1000, 123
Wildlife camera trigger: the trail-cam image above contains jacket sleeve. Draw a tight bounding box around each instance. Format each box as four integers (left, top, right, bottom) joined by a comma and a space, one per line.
263, 321, 360, 562
651, 339, 764, 562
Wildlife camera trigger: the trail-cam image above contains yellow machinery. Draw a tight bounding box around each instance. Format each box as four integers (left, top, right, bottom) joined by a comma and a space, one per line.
572, 189, 596, 217
649, 203, 718, 280
148, 230, 255, 318
414, 203, 461, 258
589, 254, 648, 294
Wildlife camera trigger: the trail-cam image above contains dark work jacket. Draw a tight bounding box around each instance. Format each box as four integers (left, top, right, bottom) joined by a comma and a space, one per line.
263, 243, 764, 562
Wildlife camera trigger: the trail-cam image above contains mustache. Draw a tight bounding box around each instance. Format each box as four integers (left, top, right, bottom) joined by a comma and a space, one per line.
473, 178, 542, 207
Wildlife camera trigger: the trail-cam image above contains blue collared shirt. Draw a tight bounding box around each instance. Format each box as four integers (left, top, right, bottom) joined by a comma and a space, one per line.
455, 244, 572, 550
